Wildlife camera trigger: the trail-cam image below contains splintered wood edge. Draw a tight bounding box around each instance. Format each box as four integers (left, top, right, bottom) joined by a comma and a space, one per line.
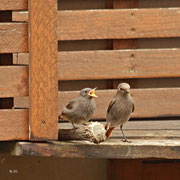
10, 139, 180, 159
58, 122, 106, 144
84, 122, 106, 144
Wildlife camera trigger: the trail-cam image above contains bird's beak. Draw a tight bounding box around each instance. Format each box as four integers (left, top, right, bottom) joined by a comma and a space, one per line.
89, 87, 98, 97
125, 89, 130, 93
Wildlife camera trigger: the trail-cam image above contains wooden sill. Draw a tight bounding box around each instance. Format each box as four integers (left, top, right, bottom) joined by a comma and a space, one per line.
0, 121, 180, 159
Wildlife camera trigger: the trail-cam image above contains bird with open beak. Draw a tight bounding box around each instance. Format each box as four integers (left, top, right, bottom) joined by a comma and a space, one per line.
105, 83, 134, 142
59, 88, 98, 129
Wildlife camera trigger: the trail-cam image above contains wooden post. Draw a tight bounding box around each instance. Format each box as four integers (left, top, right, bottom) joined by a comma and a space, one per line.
113, 0, 138, 89
29, 0, 58, 140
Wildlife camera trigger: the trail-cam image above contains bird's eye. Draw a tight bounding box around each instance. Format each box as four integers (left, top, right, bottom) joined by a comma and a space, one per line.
120, 88, 123, 91
85, 91, 88, 93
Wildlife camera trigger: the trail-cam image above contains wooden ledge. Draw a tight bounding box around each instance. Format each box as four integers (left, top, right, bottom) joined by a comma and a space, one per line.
0, 138, 180, 159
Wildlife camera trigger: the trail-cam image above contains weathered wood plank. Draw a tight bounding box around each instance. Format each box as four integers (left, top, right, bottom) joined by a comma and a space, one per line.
57, 8, 180, 40
12, 11, 28, 22
59, 121, 180, 130
0, 23, 28, 53
0, 66, 28, 97
113, 0, 139, 49
14, 88, 180, 119
13, 8, 180, 40
14, 139, 180, 158
0, 109, 28, 140
13, 48, 180, 80
29, 0, 58, 140
0, 0, 27, 10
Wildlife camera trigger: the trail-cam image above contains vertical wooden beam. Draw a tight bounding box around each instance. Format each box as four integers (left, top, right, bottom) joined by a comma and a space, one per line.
113, 0, 138, 89
29, 0, 58, 140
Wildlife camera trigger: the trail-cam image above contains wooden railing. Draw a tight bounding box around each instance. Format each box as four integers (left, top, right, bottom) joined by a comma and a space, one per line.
0, 0, 180, 143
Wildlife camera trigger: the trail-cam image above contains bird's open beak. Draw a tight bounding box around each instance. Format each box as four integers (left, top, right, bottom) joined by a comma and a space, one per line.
89, 87, 98, 97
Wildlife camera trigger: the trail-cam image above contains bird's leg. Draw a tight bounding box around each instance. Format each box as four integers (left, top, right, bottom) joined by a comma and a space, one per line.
105, 123, 108, 130
120, 125, 131, 143
71, 122, 78, 130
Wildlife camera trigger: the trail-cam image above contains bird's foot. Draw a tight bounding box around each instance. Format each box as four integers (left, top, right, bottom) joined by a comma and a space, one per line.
122, 139, 131, 143
72, 126, 79, 133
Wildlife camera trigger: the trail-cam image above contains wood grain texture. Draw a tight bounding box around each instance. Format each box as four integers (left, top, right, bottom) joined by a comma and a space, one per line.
113, 0, 139, 50
59, 121, 180, 130
0, 23, 28, 53
57, 8, 180, 40
107, 160, 142, 180
29, 0, 58, 140
142, 160, 180, 180
0, 0, 27, 10
0, 110, 28, 140
13, 8, 180, 40
14, 88, 180, 119
0, 66, 28, 97
14, 139, 180, 158
13, 48, 180, 80
12, 11, 28, 22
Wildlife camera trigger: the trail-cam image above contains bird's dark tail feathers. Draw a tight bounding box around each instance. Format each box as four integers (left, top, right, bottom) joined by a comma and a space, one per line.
58, 114, 66, 123
105, 127, 115, 137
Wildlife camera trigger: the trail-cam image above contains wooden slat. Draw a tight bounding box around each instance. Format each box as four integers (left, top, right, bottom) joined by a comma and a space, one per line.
29, 0, 58, 140
14, 88, 180, 119
0, 23, 28, 53
13, 48, 180, 80
59, 121, 180, 130
0, 109, 28, 140
0, 0, 27, 10
113, 0, 139, 50
13, 139, 180, 158
0, 66, 28, 98
57, 8, 180, 40
13, 8, 180, 40
12, 11, 28, 22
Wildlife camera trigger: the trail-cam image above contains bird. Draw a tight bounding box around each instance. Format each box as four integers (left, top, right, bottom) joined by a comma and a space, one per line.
59, 88, 98, 129
105, 83, 134, 142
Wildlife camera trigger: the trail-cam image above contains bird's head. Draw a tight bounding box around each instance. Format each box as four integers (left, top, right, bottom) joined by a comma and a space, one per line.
79, 87, 98, 98
117, 83, 131, 95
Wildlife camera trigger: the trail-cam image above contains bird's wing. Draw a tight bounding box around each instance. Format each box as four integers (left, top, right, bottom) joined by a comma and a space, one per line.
132, 103, 135, 113
65, 101, 76, 110
64, 100, 78, 112
107, 98, 116, 113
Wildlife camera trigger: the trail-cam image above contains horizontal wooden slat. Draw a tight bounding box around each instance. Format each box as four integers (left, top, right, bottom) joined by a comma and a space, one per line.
13, 48, 180, 80
12, 11, 28, 22
13, 8, 180, 40
12, 139, 180, 158
0, 109, 28, 140
59, 121, 180, 130
0, 0, 27, 10
0, 66, 28, 97
57, 8, 180, 40
14, 88, 180, 118
0, 23, 28, 53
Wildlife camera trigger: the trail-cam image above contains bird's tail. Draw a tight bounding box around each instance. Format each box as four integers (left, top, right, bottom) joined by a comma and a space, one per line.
58, 114, 67, 122
105, 123, 115, 137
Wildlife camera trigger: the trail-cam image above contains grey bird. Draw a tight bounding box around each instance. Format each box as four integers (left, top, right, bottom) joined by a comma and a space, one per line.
59, 88, 97, 129
105, 83, 134, 142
